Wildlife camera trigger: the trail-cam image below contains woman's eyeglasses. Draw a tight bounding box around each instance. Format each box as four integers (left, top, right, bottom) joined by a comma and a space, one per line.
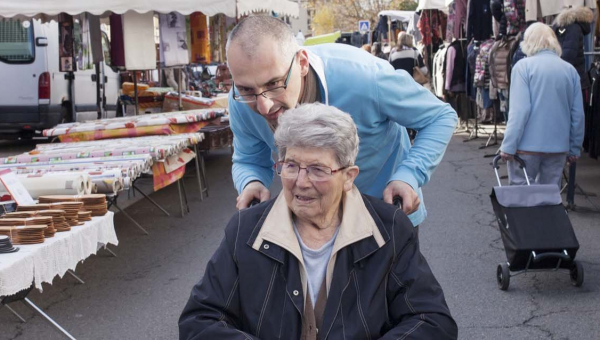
274, 161, 347, 182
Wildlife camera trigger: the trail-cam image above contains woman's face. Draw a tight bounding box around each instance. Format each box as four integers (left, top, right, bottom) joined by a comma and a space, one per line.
282, 147, 358, 227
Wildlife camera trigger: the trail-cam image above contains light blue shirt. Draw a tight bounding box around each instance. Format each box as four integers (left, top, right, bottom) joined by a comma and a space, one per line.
293, 223, 339, 306
501, 50, 585, 156
229, 43, 458, 226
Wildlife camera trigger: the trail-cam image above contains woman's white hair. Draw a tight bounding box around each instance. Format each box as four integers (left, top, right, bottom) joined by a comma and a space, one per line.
521, 23, 562, 57
274, 103, 360, 167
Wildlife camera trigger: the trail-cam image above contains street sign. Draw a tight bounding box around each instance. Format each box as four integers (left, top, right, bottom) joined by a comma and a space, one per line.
359, 20, 370, 33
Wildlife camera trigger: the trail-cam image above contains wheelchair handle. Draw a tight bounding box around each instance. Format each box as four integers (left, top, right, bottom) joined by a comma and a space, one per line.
393, 196, 403, 209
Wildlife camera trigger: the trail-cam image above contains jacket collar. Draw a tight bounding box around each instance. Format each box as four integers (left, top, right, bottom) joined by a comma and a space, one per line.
248, 186, 387, 265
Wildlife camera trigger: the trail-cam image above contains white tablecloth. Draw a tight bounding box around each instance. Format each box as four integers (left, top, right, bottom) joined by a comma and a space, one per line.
0, 211, 118, 296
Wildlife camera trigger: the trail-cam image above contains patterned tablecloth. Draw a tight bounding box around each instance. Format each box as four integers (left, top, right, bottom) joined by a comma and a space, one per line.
43, 109, 226, 139
0, 212, 117, 296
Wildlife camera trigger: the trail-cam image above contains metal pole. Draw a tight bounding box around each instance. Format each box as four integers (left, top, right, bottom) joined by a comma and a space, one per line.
178, 68, 183, 111
133, 71, 139, 116
132, 183, 171, 216
67, 270, 85, 284
177, 180, 185, 217
23, 298, 77, 340
95, 62, 102, 119
193, 144, 205, 200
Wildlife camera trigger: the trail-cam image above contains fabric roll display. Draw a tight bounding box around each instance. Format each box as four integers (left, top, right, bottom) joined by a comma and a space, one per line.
0, 173, 90, 199
42, 110, 225, 137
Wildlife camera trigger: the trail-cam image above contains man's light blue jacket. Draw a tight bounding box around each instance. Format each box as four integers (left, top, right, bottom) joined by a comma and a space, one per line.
229, 43, 458, 226
501, 50, 585, 157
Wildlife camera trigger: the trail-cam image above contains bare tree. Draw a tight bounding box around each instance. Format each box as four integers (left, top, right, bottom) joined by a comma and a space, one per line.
307, 0, 417, 34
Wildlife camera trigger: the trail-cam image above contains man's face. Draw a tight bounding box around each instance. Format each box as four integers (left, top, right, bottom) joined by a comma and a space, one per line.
228, 40, 308, 129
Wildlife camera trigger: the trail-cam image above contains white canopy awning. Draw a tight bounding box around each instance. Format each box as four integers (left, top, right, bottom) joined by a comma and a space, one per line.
378, 10, 414, 23
417, 0, 448, 11
238, 0, 299, 18
0, 0, 299, 19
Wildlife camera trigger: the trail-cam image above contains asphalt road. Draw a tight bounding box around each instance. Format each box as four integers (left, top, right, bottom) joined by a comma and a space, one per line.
1, 135, 599, 340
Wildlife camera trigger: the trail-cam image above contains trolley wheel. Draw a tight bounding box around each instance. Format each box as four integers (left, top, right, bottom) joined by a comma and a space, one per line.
497, 263, 510, 290
570, 261, 584, 287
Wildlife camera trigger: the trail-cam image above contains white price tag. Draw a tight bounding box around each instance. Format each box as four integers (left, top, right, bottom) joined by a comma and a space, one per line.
0, 169, 35, 206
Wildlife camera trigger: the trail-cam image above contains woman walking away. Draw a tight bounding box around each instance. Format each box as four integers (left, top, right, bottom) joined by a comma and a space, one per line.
500, 23, 584, 188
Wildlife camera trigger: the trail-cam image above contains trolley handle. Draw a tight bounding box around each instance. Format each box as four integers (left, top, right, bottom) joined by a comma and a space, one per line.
492, 154, 530, 187
492, 154, 527, 170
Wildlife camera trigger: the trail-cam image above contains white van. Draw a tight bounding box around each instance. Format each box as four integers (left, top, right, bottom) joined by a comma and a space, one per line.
0, 18, 120, 138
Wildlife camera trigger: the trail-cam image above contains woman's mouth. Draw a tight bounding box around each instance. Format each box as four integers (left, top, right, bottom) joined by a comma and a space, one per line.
295, 194, 315, 203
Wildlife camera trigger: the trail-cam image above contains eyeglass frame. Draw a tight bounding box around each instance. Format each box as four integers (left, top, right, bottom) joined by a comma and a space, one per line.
232, 52, 297, 103
274, 161, 349, 182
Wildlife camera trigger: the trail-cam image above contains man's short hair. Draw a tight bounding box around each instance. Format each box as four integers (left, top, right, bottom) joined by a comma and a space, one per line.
226, 15, 299, 62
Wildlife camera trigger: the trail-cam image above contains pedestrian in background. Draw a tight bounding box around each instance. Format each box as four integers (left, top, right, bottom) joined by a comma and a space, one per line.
389, 32, 428, 79
361, 43, 371, 53
500, 23, 585, 187
371, 42, 387, 60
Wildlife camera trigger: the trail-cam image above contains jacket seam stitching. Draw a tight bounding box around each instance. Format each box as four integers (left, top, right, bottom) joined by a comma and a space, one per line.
390, 271, 416, 314
324, 269, 355, 340
340, 299, 346, 339
396, 320, 425, 340
278, 290, 287, 339
353, 271, 372, 340
219, 277, 240, 322
256, 262, 278, 335
234, 211, 241, 263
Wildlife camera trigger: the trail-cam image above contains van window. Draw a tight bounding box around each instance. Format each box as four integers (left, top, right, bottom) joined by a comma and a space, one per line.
0, 19, 34, 64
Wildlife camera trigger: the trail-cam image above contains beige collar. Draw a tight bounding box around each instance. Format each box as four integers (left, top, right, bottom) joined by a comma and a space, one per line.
251, 186, 385, 256
251, 185, 386, 303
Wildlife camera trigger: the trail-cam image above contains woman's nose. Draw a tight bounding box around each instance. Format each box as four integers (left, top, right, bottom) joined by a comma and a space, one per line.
295, 168, 312, 187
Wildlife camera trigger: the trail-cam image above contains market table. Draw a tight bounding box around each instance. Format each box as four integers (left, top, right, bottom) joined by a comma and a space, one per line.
0, 211, 117, 297
0, 212, 117, 339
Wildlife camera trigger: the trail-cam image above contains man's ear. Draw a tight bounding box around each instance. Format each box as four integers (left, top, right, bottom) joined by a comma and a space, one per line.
298, 49, 310, 77
343, 166, 360, 192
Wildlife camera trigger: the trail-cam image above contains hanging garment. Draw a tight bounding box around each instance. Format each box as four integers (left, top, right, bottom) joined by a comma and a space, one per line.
445, 40, 467, 92
159, 12, 190, 67
553, 6, 594, 90
190, 12, 210, 64
586, 64, 600, 158
489, 35, 519, 90
58, 14, 75, 72
527, 0, 596, 21
432, 44, 450, 98
74, 14, 93, 71
418, 10, 447, 46
122, 11, 156, 70
87, 14, 103, 63
466, 42, 478, 100
375, 15, 389, 40
474, 39, 495, 87
109, 14, 125, 67
504, 0, 527, 35
447, 1, 456, 42
454, 0, 468, 39
407, 12, 422, 43
467, 0, 494, 42
491, 0, 508, 37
